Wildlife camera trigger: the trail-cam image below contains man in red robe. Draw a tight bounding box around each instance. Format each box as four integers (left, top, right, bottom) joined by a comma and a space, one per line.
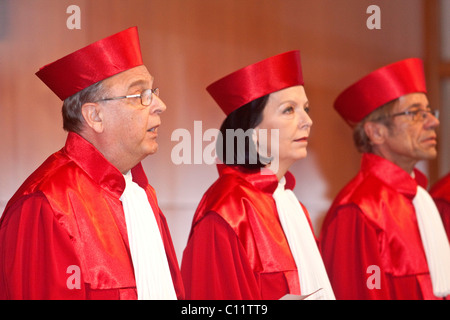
430, 172, 450, 240
0, 27, 184, 300
319, 58, 450, 299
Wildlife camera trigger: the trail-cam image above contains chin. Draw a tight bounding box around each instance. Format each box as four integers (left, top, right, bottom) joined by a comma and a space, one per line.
143, 143, 159, 156
281, 152, 307, 167
294, 149, 308, 160
420, 146, 438, 159
423, 151, 437, 160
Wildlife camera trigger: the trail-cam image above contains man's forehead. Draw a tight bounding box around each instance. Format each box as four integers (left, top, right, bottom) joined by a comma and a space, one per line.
103, 65, 153, 88
396, 92, 429, 110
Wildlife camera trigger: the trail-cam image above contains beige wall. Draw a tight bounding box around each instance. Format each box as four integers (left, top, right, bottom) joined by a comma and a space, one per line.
0, 0, 437, 260
440, 0, 450, 176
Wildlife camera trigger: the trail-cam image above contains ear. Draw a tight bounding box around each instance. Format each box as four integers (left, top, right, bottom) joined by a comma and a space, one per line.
252, 127, 267, 153
81, 102, 104, 133
251, 127, 259, 147
364, 121, 388, 146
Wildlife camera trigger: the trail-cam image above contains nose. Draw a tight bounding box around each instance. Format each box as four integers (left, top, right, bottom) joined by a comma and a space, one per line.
425, 111, 439, 129
150, 94, 167, 115
298, 109, 313, 129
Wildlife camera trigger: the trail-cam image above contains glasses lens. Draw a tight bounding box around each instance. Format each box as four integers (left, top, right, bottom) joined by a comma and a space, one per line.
141, 88, 160, 106
416, 110, 426, 121
431, 110, 439, 120
141, 89, 152, 106
419, 110, 439, 121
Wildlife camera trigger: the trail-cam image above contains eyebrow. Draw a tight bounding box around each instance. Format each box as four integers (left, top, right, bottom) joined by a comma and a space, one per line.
406, 103, 429, 110
278, 99, 310, 107
127, 77, 154, 90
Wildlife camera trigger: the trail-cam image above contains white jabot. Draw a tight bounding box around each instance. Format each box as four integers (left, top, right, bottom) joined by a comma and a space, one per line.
412, 185, 450, 297
273, 177, 335, 300
120, 172, 177, 300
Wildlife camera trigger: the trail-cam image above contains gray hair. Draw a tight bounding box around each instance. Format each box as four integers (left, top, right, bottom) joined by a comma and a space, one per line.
352, 99, 398, 153
62, 81, 106, 133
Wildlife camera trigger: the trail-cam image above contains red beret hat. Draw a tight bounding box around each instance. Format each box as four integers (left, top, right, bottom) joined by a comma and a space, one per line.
334, 58, 427, 126
207, 50, 304, 115
36, 27, 143, 100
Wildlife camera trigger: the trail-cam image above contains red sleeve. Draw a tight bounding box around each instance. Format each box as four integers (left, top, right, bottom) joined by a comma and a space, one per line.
0, 193, 86, 299
319, 205, 391, 300
181, 212, 261, 300
434, 200, 450, 241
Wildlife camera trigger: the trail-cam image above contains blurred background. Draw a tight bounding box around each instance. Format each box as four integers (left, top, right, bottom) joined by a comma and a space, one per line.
1, 0, 449, 260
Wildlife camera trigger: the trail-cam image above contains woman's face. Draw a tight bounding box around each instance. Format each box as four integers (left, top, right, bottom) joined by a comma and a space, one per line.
254, 85, 312, 173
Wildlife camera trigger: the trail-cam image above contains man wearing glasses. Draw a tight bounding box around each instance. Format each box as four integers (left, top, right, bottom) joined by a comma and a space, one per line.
0, 27, 184, 300
319, 58, 450, 299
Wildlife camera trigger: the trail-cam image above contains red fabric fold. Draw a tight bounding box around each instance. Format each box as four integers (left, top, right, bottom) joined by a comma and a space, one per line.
0, 132, 184, 300
181, 165, 313, 299
430, 173, 450, 241
319, 153, 447, 300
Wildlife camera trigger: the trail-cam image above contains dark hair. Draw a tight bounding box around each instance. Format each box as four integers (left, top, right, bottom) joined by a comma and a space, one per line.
216, 94, 272, 169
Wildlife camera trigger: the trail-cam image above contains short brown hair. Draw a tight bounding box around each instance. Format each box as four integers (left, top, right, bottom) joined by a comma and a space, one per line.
353, 99, 398, 153
61, 80, 106, 133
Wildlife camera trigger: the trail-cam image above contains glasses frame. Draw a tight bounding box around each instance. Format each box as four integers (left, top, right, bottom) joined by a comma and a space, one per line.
389, 108, 439, 122
95, 88, 159, 106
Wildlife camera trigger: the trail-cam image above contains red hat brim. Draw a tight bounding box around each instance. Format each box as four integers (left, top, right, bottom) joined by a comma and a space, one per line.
36, 27, 143, 100
334, 58, 427, 126
207, 50, 304, 115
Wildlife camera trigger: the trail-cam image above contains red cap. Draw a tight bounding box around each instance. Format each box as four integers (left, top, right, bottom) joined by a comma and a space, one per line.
207, 50, 304, 115
36, 27, 144, 100
334, 58, 427, 126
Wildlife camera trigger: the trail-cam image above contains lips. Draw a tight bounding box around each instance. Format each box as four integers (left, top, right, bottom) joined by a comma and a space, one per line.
294, 137, 308, 142
421, 135, 437, 145
147, 123, 161, 133
147, 124, 160, 133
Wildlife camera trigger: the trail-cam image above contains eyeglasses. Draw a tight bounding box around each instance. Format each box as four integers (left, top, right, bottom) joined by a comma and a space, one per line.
95, 88, 159, 106
390, 109, 439, 122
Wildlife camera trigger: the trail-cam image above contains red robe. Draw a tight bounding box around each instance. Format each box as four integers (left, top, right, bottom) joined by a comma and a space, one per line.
181, 164, 315, 300
319, 153, 448, 300
0, 132, 184, 300
430, 173, 450, 240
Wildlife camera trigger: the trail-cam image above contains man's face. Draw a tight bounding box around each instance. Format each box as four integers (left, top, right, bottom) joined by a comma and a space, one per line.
383, 92, 439, 170
99, 65, 166, 168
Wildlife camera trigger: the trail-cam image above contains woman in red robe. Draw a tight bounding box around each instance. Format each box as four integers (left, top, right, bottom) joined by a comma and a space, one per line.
181, 51, 335, 300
